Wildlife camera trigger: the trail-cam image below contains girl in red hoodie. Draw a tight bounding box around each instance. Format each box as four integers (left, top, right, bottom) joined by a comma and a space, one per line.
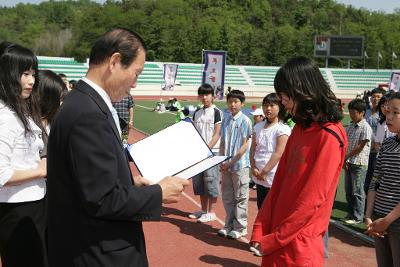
250, 56, 348, 266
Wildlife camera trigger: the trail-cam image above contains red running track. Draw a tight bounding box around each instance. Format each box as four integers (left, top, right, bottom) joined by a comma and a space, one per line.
129, 128, 376, 267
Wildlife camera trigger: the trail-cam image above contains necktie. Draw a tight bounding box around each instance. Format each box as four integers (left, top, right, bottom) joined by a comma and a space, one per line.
111, 107, 122, 137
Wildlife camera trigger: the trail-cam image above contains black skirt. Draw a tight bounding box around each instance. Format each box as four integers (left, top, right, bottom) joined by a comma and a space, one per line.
0, 196, 47, 267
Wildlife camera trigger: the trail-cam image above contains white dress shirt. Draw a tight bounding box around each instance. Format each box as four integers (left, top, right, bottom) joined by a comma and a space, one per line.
81, 78, 122, 136
0, 100, 46, 202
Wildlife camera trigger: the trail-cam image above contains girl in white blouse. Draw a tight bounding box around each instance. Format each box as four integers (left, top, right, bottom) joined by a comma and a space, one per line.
250, 93, 291, 209
0, 42, 47, 267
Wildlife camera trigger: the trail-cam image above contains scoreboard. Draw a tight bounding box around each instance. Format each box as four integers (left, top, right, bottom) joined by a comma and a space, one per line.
314, 35, 364, 59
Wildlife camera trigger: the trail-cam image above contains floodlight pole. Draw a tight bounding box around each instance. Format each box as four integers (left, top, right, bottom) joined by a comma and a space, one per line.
347, 59, 351, 69
363, 55, 366, 71
392, 53, 394, 70
377, 54, 380, 71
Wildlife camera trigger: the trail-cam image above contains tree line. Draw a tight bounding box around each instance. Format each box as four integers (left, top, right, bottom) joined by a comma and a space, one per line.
0, 0, 399, 69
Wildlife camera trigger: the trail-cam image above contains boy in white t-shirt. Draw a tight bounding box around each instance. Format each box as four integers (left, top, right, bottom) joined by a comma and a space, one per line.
188, 84, 223, 223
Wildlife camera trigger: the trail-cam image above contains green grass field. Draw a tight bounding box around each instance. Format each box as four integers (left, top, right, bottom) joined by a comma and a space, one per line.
133, 100, 366, 233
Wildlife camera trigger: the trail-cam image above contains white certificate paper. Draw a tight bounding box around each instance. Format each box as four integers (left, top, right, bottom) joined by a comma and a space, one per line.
126, 120, 229, 184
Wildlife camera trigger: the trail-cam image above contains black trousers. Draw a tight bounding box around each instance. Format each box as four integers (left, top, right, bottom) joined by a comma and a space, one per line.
364, 152, 377, 194
256, 185, 270, 210
0, 197, 47, 267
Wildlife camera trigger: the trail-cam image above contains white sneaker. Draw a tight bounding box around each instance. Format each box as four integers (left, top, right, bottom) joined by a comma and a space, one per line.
344, 219, 362, 225
188, 210, 205, 219
249, 245, 263, 257
197, 213, 216, 223
227, 229, 247, 239
217, 228, 231, 237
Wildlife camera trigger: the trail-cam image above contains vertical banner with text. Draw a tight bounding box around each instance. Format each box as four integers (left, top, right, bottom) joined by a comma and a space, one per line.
202, 50, 226, 100
162, 63, 179, 90
390, 72, 400, 92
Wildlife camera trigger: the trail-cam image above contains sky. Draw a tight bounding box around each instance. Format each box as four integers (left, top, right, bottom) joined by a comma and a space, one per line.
1, 0, 399, 13
335, 0, 399, 13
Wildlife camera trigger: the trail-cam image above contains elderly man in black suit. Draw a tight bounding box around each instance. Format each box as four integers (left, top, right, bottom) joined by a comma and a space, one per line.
47, 28, 189, 267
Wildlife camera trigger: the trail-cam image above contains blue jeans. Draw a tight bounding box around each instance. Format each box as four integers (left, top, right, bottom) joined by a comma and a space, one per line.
345, 164, 367, 221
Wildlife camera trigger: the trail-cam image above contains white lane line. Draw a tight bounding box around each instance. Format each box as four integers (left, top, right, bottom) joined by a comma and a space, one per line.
183, 192, 250, 244
133, 109, 250, 243
182, 191, 226, 226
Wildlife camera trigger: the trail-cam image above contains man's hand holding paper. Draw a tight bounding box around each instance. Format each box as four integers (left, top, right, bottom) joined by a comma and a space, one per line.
158, 176, 190, 204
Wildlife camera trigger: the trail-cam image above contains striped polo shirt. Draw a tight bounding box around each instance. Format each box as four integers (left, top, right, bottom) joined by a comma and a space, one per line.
221, 111, 252, 171
369, 135, 400, 216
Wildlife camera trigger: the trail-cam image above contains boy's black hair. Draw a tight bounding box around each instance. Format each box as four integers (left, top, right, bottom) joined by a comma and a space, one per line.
262, 93, 288, 122
227, 89, 245, 103
371, 87, 386, 96
198, 83, 214, 96
348, 98, 367, 113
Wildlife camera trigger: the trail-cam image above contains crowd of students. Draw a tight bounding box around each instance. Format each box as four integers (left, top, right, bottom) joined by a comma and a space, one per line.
0, 34, 398, 267
188, 60, 399, 266
188, 56, 345, 266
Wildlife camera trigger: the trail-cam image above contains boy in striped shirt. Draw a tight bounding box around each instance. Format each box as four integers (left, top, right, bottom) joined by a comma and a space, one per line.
366, 92, 400, 267
218, 90, 252, 239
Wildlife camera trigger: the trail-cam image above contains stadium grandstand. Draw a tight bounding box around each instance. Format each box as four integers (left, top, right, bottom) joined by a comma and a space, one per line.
38, 56, 397, 100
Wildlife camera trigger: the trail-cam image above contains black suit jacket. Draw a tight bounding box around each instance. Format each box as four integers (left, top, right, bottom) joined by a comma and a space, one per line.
47, 80, 162, 267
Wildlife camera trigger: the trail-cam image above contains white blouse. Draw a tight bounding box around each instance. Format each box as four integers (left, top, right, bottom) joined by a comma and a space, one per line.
375, 121, 395, 145
253, 121, 291, 188
0, 100, 46, 203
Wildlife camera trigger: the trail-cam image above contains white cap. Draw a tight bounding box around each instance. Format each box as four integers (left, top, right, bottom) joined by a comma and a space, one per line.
250, 108, 264, 116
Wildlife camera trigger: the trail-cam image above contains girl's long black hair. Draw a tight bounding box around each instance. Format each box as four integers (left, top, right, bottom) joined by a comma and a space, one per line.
36, 70, 65, 125
274, 56, 343, 128
0, 41, 42, 134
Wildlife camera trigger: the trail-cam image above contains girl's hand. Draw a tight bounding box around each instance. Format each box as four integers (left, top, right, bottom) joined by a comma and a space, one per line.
364, 217, 373, 227
252, 167, 260, 178
373, 143, 382, 152
364, 217, 383, 237
258, 170, 267, 181
369, 218, 390, 234
220, 162, 230, 172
